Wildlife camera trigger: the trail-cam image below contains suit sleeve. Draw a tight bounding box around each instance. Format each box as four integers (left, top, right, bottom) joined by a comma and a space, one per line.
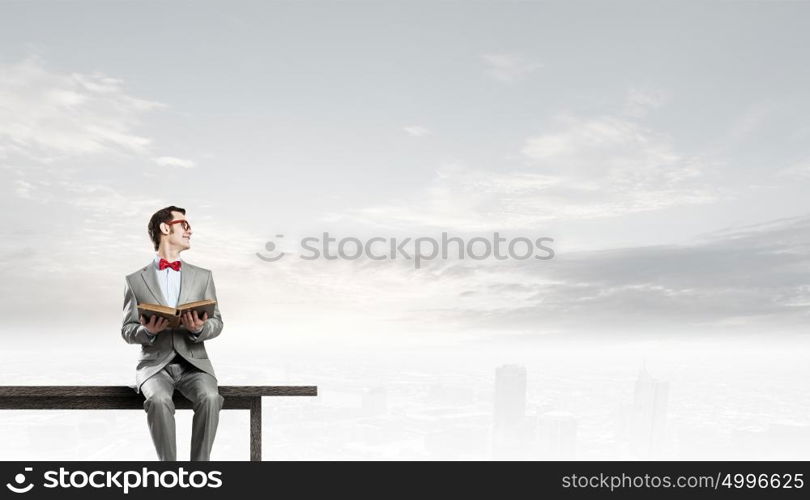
121, 277, 158, 346
188, 270, 223, 343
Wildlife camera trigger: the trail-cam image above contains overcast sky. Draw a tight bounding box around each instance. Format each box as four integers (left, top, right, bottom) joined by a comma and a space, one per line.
1, 0, 809, 348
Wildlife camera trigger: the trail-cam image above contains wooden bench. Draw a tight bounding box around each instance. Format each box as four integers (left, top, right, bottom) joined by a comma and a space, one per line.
0, 385, 318, 461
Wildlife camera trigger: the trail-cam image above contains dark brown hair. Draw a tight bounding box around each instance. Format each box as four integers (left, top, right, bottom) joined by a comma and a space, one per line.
147, 206, 186, 251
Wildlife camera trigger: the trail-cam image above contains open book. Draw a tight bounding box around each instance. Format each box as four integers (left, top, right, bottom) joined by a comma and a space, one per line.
137, 299, 216, 329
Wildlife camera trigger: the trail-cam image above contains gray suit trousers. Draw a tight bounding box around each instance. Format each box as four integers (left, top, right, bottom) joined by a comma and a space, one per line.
140, 356, 225, 461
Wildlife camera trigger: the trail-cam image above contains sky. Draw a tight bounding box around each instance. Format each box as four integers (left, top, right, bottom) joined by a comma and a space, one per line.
3, 0, 810, 462
1, 0, 810, 346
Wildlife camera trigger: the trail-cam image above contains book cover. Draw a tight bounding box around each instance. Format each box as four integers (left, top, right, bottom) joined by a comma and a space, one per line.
137, 299, 216, 329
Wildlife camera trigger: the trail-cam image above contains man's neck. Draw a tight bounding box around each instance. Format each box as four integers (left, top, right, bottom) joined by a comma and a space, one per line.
157, 248, 182, 262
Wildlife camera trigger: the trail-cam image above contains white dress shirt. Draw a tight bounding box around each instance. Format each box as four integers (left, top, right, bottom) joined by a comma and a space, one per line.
153, 253, 182, 308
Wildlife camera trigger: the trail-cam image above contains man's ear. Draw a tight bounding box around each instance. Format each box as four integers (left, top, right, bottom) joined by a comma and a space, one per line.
160, 222, 170, 235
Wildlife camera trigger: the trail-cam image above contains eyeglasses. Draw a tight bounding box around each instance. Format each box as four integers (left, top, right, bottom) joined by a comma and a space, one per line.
166, 219, 191, 231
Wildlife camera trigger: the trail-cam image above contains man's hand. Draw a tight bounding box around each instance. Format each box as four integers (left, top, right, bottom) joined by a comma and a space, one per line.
140, 315, 169, 335
181, 310, 208, 334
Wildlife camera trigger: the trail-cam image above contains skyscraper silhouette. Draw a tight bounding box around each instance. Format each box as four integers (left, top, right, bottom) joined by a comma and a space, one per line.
493, 364, 530, 458
630, 364, 669, 458
538, 411, 577, 459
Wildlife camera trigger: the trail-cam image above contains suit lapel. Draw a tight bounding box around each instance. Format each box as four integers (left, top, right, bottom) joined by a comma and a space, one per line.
176, 262, 196, 306
140, 264, 169, 306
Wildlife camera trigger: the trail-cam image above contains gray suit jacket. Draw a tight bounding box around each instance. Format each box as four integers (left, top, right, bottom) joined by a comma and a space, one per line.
121, 260, 223, 393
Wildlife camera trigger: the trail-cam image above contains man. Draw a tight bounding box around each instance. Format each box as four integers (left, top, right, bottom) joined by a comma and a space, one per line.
121, 205, 224, 461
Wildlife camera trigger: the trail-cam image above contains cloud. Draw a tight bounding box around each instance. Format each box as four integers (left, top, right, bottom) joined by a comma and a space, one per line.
0, 57, 197, 215
327, 163, 566, 230
329, 98, 718, 231
481, 53, 542, 83
213, 213, 810, 340
0, 57, 201, 288
777, 157, 810, 180
0, 57, 162, 160
623, 88, 668, 118
403, 125, 430, 137
59, 181, 162, 217
154, 156, 196, 168
519, 113, 713, 206
14, 180, 34, 199
374, 214, 810, 337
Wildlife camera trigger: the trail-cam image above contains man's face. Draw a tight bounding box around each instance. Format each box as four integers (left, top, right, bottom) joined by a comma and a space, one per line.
162, 211, 192, 251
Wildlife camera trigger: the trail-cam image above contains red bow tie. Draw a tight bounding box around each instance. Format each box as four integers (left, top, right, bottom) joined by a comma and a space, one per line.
158, 258, 182, 271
